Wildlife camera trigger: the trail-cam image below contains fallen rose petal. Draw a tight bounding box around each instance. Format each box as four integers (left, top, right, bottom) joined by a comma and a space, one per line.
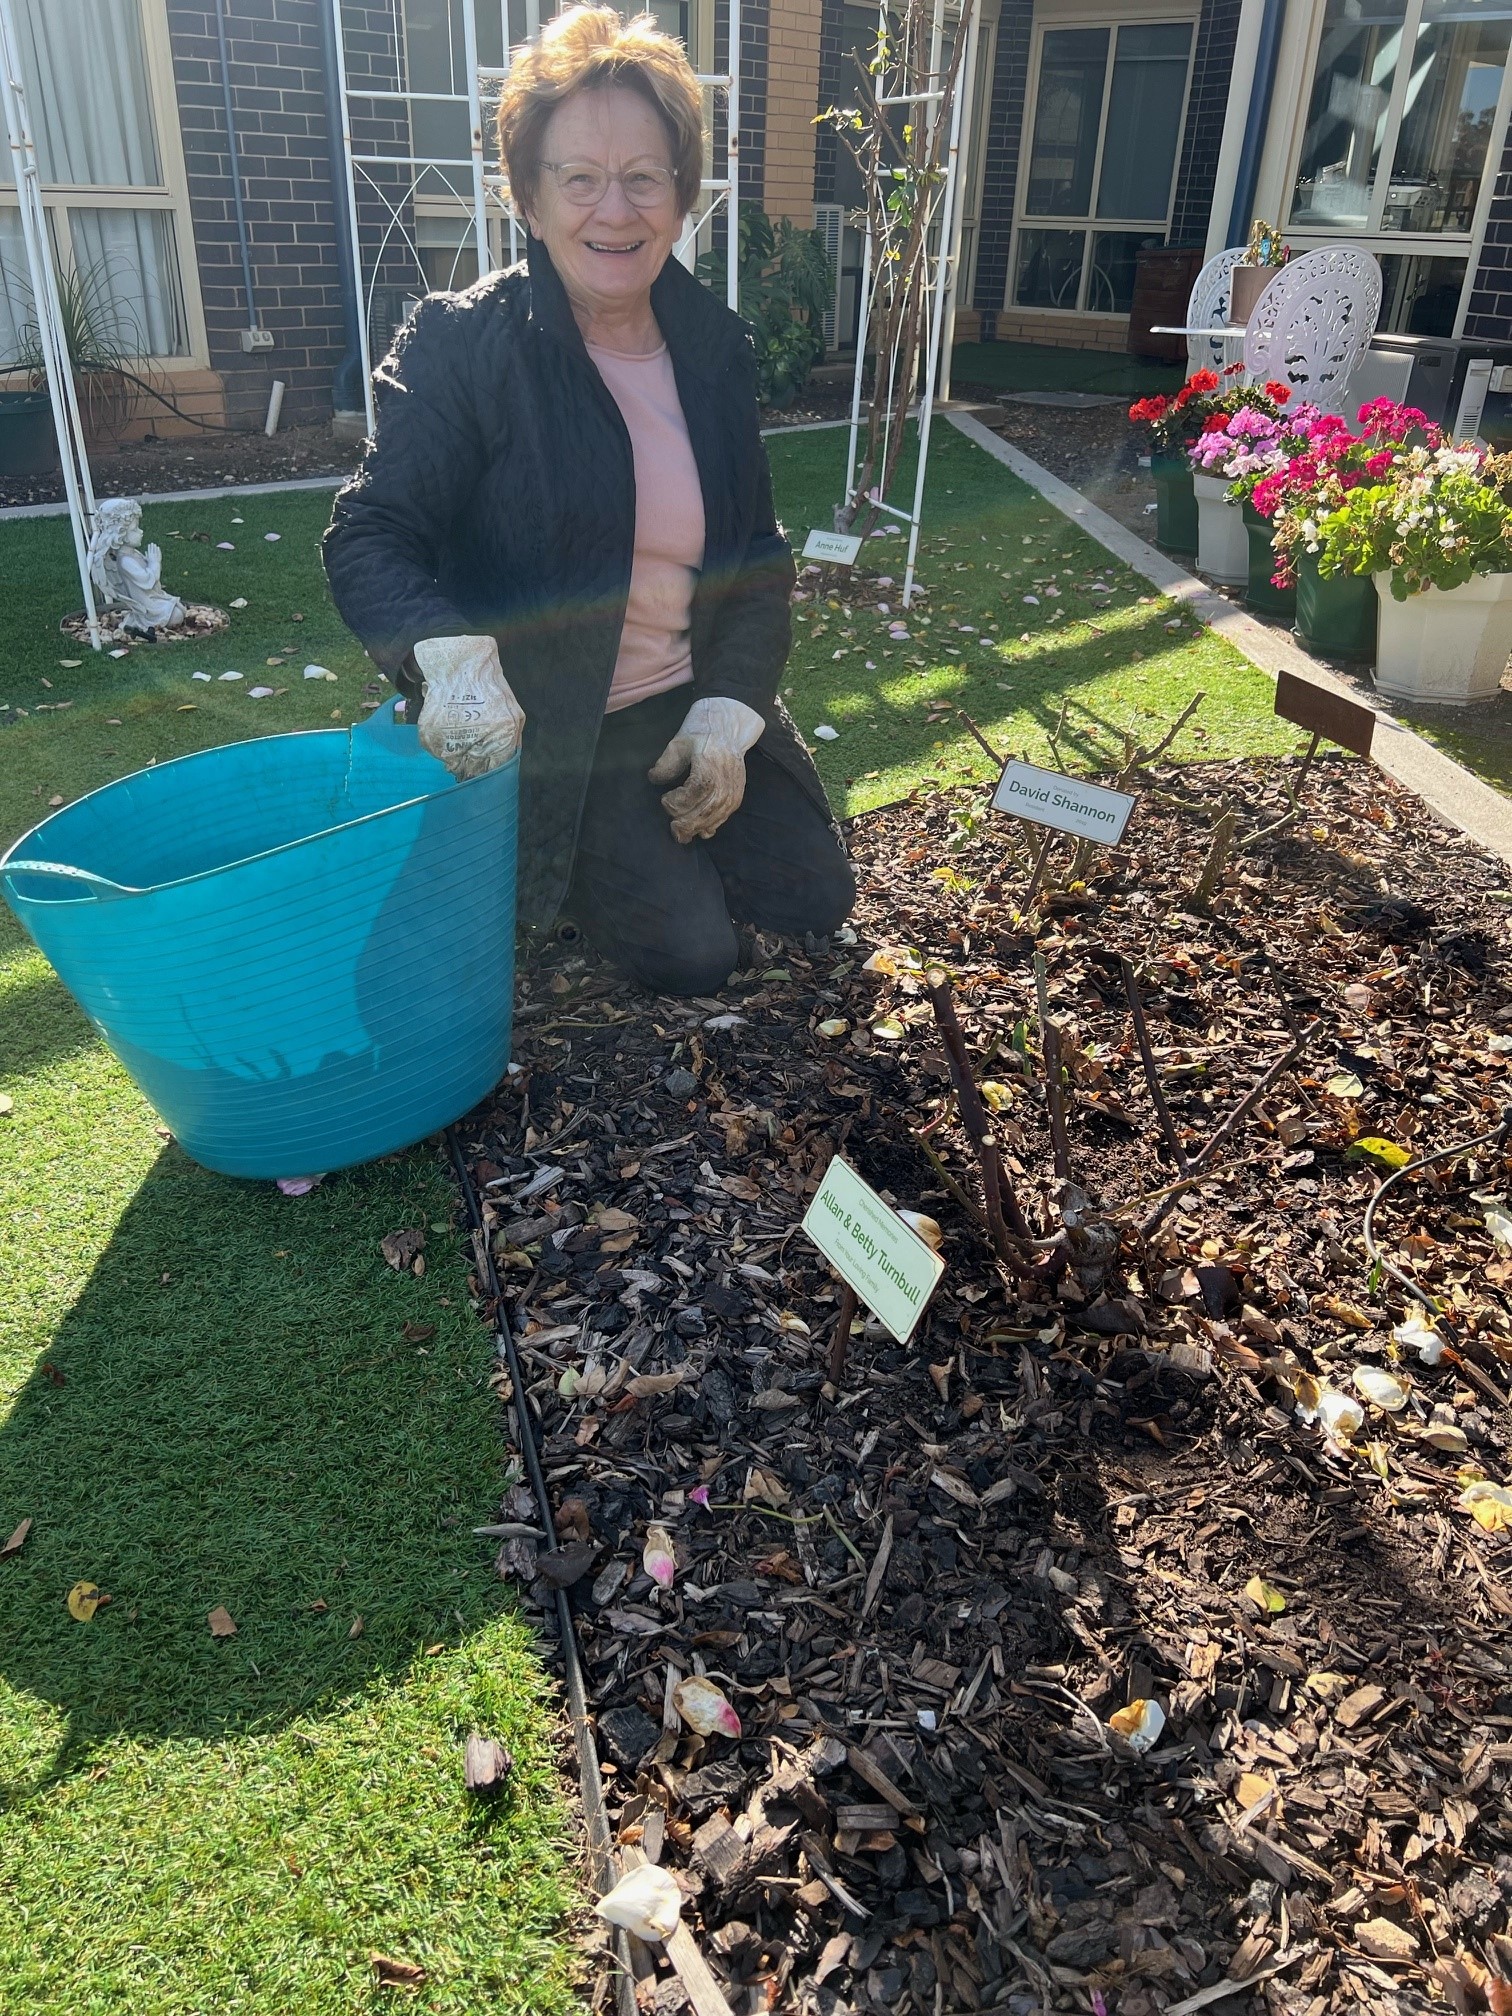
1109, 1698, 1165, 1753
642, 1523, 676, 1590
276, 1174, 325, 1196
673, 1673, 741, 1738
595, 1864, 682, 1941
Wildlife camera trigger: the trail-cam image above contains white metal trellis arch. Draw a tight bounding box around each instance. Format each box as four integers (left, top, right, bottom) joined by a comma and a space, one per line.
330, 0, 742, 439
0, 0, 100, 648
841, 0, 980, 610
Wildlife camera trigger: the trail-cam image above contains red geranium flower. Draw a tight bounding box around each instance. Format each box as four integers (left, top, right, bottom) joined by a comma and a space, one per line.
1187, 369, 1220, 395
1263, 381, 1292, 404
1201, 413, 1228, 433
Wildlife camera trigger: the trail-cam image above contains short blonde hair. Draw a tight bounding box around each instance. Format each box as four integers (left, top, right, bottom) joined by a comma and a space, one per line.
497, 7, 704, 219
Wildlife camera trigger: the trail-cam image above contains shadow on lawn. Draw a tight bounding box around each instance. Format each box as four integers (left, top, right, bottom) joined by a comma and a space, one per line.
0, 959, 99, 1078
0, 1143, 504, 1792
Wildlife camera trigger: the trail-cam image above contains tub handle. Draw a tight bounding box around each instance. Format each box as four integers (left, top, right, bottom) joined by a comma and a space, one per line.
3, 860, 134, 901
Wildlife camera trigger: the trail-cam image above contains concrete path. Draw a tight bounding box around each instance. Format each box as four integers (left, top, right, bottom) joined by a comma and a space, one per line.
946, 407, 1512, 872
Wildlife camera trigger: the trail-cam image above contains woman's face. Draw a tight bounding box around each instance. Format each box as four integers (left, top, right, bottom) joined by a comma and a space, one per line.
522, 84, 684, 322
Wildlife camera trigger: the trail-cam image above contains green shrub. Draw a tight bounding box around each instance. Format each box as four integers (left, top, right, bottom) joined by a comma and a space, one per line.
699, 205, 833, 408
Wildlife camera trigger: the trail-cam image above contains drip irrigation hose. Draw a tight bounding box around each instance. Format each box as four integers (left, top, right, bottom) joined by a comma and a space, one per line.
1360, 1106, 1512, 1317
445, 1127, 630, 2003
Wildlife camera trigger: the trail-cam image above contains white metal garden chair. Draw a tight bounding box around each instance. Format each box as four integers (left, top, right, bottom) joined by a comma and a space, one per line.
1185, 247, 1245, 373
1242, 246, 1382, 414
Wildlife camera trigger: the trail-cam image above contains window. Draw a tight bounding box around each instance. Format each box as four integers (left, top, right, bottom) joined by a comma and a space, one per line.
1286, 0, 1512, 331
0, 0, 193, 364
1292, 0, 1512, 231
1012, 18, 1194, 314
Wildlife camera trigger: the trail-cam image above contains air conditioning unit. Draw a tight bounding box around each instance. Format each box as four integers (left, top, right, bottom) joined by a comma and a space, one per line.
815, 202, 844, 351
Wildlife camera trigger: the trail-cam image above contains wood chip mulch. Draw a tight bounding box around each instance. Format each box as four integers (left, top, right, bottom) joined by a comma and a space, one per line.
455, 750, 1512, 2016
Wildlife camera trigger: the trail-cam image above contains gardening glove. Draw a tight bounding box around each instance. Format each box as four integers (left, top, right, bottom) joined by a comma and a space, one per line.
647, 697, 764, 844
412, 634, 524, 780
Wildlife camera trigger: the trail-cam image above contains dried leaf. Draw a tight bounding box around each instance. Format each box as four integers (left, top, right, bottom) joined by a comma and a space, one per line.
207, 1605, 237, 1638
67, 1581, 105, 1621
1354, 1365, 1409, 1412
1458, 1481, 1512, 1532
1, 1516, 31, 1559
370, 1953, 428, 1988
1347, 1136, 1411, 1171
1326, 1071, 1365, 1100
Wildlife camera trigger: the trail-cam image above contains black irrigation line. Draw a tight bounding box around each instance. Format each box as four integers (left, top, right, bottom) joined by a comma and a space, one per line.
446, 1125, 632, 2003
1361, 1105, 1512, 1317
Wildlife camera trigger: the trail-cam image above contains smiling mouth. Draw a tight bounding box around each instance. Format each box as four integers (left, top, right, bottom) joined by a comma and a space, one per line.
585, 240, 646, 254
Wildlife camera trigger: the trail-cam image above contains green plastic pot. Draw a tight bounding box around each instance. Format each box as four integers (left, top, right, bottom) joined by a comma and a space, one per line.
1151, 449, 1198, 557
1295, 551, 1377, 663
1241, 498, 1295, 617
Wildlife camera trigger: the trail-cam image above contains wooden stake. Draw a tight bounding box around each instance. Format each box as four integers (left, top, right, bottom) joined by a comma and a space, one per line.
925, 968, 1033, 1264
827, 1281, 859, 1386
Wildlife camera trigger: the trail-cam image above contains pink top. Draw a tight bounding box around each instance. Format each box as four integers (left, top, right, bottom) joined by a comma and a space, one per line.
586, 339, 706, 714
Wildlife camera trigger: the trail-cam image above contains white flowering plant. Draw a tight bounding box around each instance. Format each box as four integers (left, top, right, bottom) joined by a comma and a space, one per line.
1316, 442, 1512, 600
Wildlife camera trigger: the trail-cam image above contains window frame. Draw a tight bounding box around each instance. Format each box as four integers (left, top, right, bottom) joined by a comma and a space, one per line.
1006, 4, 1198, 320
0, 0, 207, 371
1277, 0, 1512, 339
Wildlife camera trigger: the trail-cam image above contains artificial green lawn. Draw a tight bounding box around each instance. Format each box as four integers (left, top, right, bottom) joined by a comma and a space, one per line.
0, 419, 1286, 2013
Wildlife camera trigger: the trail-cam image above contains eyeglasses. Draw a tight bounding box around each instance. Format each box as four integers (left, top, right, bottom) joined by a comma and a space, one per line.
539, 160, 676, 208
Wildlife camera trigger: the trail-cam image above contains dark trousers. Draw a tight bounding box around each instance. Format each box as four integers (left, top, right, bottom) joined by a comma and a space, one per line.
565, 687, 855, 996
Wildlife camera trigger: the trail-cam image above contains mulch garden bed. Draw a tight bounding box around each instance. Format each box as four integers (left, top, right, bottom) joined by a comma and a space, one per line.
447, 736, 1512, 2016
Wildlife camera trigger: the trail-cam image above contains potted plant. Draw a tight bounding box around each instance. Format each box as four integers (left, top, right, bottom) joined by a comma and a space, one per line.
1199, 399, 1333, 616
1261, 401, 1437, 663
1129, 363, 1249, 559
1318, 440, 1512, 703
12, 263, 142, 455
1231, 218, 1290, 325
0, 380, 58, 478
1185, 376, 1293, 585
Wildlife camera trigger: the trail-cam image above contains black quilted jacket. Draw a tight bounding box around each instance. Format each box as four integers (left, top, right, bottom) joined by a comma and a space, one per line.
322, 234, 825, 930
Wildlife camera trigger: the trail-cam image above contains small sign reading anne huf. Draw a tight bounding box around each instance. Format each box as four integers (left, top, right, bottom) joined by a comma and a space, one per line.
802, 528, 864, 566
991, 759, 1137, 844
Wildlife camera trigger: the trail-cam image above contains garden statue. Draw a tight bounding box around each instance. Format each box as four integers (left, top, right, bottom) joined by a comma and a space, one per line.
86, 497, 187, 633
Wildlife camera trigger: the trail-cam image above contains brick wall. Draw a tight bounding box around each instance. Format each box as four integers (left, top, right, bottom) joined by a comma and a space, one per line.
1464, 123, 1512, 341
715, 0, 768, 211
764, 0, 821, 226
812, 0, 844, 208
166, 0, 354, 429
971, 0, 1031, 320
1169, 0, 1241, 250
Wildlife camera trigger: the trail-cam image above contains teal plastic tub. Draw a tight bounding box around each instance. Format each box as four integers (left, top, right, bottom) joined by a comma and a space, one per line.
0, 700, 517, 1177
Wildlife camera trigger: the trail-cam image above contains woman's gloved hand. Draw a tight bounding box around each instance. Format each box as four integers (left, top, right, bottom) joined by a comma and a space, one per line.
648, 697, 765, 844
412, 634, 525, 779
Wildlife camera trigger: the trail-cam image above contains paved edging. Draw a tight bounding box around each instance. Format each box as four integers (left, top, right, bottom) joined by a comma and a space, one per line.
946, 407, 1512, 872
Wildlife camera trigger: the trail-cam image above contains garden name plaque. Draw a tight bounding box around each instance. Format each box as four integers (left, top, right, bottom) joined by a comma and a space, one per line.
802, 528, 864, 566
1274, 670, 1377, 758
991, 759, 1137, 843
802, 1155, 945, 1345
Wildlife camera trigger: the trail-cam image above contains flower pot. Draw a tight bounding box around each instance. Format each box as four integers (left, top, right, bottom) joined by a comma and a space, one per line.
1241, 498, 1295, 617
0, 389, 58, 478
1294, 552, 1377, 662
1193, 471, 1248, 585
1230, 263, 1277, 324
1151, 450, 1198, 557
1372, 570, 1512, 704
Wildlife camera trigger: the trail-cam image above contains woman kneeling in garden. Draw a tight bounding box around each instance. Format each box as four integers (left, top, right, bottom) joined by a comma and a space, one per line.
323, 5, 853, 996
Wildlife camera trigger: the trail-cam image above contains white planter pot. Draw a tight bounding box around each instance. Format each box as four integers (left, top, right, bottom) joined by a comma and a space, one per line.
1192, 471, 1248, 585
1372, 570, 1512, 704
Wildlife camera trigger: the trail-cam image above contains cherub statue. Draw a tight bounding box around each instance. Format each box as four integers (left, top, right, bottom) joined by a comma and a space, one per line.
86, 497, 187, 633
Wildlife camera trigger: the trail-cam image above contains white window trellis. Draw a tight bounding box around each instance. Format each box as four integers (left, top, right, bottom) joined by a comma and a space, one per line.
329, 0, 744, 438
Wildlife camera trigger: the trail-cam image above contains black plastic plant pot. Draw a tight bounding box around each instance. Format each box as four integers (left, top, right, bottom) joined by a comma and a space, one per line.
0, 389, 59, 478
